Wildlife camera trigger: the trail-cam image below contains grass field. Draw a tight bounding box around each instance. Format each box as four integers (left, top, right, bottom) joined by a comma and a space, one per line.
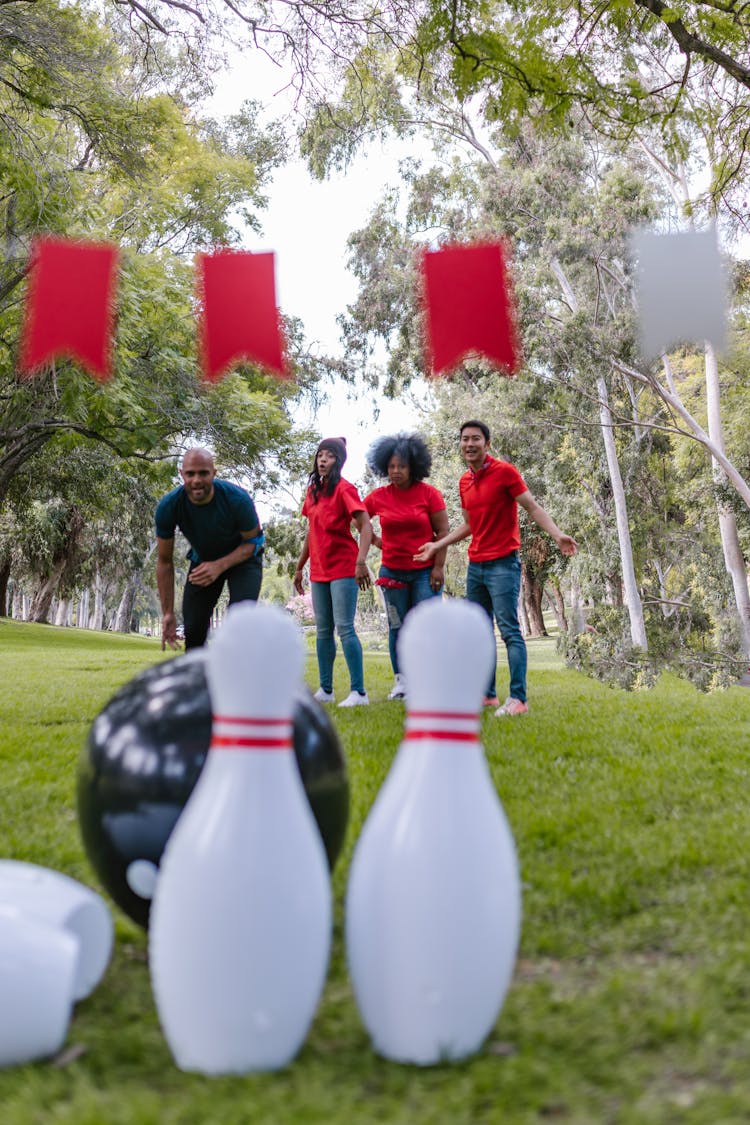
2, 616, 750, 1124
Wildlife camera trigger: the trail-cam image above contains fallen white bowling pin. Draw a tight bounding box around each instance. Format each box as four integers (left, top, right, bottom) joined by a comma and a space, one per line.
0, 860, 113, 1000
346, 598, 521, 1065
0, 906, 78, 1067
149, 602, 332, 1074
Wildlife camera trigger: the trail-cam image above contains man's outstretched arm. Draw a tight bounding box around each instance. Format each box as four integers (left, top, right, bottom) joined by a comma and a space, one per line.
413, 510, 472, 563
517, 491, 578, 555
156, 536, 181, 650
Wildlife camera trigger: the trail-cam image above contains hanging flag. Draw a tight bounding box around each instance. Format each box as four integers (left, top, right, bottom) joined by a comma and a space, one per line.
632, 228, 728, 359
20, 236, 120, 381
198, 249, 287, 381
421, 241, 521, 377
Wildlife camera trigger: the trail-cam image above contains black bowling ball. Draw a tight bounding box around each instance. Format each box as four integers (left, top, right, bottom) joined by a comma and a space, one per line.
78, 650, 349, 928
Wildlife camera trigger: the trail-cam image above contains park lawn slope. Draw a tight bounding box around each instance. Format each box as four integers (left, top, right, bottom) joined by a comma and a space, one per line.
2, 619, 750, 1122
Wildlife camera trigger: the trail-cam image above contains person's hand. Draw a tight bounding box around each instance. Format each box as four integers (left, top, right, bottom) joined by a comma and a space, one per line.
556, 534, 578, 557
429, 564, 445, 593
293, 568, 305, 595
188, 561, 223, 587
355, 561, 371, 590
413, 541, 437, 565
372, 534, 383, 551
161, 613, 181, 651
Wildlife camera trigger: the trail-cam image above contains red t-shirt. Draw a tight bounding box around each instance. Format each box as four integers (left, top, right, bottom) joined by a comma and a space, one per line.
364, 481, 446, 570
302, 478, 366, 582
459, 456, 527, 562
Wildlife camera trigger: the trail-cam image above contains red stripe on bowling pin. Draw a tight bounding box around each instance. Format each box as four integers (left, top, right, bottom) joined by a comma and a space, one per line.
210, 714, 293, 751
404, 709, 480, 743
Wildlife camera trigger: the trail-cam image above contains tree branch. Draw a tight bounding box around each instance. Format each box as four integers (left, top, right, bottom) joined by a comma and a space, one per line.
635, 0, 750, 89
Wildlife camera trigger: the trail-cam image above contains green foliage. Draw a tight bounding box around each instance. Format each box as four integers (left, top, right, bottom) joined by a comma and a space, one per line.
334, 104, 750, 683
0, 0, 325, 626
265, 512, 308, 579
300, 52, 407, 180
0, 0, 323, 505
561, 593, 746, 691
414, 0, 750, 209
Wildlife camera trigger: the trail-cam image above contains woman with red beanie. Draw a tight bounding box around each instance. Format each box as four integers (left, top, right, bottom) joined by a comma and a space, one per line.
294, 437, 373, 707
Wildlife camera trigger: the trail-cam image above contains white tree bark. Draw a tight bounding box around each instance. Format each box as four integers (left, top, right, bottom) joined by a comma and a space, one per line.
518, 587, 531, 638
550, 251, 648, 649
92, 568, 105, 631
569, 577, 586, 636
704, 342, 750, 658
77, 588, 90, 629
612, 357, 750, 510
113, 580, 136, 634
597, 376, 648, 650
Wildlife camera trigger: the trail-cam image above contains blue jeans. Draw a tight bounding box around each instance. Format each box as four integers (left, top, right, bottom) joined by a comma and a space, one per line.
311, 578, 365, 694
379, 565, 440, 674
466, 552, 526, 702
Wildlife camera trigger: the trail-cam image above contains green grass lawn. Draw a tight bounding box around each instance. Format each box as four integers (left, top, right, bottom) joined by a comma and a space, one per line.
2, 616, 750, 1123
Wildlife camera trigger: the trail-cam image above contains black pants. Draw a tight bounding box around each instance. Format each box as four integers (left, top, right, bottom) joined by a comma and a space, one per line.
182, 556, 263, 649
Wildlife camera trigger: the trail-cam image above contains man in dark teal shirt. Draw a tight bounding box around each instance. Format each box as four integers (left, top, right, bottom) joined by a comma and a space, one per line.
155, 448, 263, 649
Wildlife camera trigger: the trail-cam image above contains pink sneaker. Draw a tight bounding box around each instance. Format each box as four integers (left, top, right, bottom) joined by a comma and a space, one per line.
495, 697, 529, 717
483, 695, 500, 707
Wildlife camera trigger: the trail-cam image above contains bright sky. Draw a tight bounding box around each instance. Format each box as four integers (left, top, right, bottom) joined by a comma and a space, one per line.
205, 54, 427, 494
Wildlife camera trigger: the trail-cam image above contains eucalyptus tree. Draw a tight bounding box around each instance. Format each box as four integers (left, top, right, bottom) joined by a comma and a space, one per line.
101, 0, 750, 204
333, 112, 750, 681
333, 122, 661, 647
0, 1, 326, 621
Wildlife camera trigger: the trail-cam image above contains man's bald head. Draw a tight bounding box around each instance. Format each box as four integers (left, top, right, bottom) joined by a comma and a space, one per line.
181, 447, 215, 472
180, 448, 216, 505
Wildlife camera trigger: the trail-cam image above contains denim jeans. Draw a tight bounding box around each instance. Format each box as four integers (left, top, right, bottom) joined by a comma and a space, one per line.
379, 565, 440, 674
466, 552, 526, 702
311, 577, 364, 694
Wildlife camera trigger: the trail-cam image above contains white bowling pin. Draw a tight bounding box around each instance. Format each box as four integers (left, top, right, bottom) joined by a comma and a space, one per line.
149, 602, 332, 1074
346, 598, 521, 1065
0, 906, 78, 1067
0, 860, 113, 1000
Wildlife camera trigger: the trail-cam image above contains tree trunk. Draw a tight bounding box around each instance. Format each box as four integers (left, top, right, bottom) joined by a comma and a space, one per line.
92, 568, 105, 631
113, 574, 140, 633
12, 585, 24, 619
705, 342, 750, 659
517, 589, 531, 638
597, 375, 648, 650
546, 578, 568, 633
651, 559, 673, 618
78, 588, 90, 629
522, 562, 548, 637
54, 598, 70, 626
0, 555, 10, 617
28, 560, 66, 623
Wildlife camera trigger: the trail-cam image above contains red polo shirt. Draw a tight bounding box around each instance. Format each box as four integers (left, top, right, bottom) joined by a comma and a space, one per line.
364, 481, 446, 569
459, 456, 527, 562
302, 478, 365, 582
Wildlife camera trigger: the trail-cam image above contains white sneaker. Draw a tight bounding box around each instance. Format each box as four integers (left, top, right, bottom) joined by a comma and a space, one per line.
313, 688, 335, 703
338, 691, 369, 708
387, 675, 406, 700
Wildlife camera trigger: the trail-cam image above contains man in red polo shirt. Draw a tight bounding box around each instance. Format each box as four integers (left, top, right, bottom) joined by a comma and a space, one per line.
415, 420, 577, 717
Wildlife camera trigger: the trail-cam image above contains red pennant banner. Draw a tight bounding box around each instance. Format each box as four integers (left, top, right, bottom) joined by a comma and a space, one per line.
198, 249, 287, 382
20, 236, 119, 381
422, 241, 521, 377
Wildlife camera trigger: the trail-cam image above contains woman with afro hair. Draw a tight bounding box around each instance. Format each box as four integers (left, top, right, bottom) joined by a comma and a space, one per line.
364, 432, 449, 700
294, 437, 373, 707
